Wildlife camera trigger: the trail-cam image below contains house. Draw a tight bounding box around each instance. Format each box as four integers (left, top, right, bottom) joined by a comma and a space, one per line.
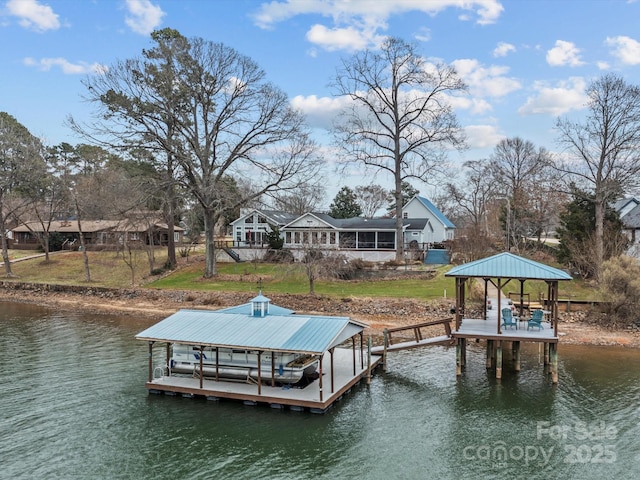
225, 197, 455, 262
230, 209, 297, 247
613, 197, 640, 255
401, 196, 456, 242
10, 219, 184, 251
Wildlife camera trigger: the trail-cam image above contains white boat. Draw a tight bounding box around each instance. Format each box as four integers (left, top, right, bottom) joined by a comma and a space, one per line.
170, 343, 320, 385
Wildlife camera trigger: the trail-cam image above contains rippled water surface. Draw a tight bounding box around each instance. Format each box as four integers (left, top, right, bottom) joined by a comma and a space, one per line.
1, 302, 639, 479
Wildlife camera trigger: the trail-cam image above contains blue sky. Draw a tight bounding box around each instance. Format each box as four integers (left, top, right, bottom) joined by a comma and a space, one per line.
2, 0, 640, 202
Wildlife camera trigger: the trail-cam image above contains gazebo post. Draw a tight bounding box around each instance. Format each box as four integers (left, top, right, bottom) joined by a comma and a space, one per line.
483, 278, 489, 319
496, 341, 503, 379
257, 351, 262, 395
147, 341, 154, 382
497, 278, 503, 334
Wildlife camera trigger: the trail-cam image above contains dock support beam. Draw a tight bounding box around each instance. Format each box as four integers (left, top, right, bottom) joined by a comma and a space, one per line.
456, 339, 462, 376
496, 341, 503, 379
514, 341, 521, 372
550, 343, 559, 384
486, 340, 493, 369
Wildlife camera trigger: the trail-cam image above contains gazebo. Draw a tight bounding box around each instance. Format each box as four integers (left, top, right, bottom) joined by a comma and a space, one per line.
445, 252, 572, 383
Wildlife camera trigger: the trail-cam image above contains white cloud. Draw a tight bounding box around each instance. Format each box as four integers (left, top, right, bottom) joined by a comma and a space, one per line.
464, 124, 505, 149
518, 77, 588, 116
23, 57, 107, 75
546, 40, 584, 67
252, 0, 504, 51
290, 94, 348, 129
306, 24, 384, 52
597, 61, 610, 70
449, 96, 493, 115
493, 41, 515, 57
605, 35, 640, 65
451, 59, 521, 98
124, 0, 165, 35
6, 0, 60, 32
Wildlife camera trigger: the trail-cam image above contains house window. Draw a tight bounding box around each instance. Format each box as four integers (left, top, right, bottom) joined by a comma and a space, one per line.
294, 232, 301, 244
320, 232, 327, 244
286, 232, 292, 244
174, 232, 180, 242
130, 232, 139, 241
329, 232, 336, 245
245, 216, 254, 223
377, 232, 395, 249
403, 212, 408, 219
258, 215, 267, 224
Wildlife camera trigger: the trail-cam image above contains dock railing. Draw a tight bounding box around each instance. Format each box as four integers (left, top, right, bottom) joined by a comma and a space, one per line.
376, 318, 454, 371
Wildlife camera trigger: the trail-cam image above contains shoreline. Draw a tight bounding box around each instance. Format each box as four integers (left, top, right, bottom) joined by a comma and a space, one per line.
1, 285, 639, 349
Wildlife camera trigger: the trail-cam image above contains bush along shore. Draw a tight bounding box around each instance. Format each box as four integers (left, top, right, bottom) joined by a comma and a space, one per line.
1, 281, 639, 348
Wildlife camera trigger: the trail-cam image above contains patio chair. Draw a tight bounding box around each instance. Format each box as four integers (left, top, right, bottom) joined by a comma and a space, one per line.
527, 309, 544, 331
501, 308, 518, 330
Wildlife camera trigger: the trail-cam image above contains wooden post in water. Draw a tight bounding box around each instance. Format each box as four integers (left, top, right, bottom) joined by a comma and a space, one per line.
496, 341, 503, 379
461, 338, 466, 368
382, 329, 389, 372
456, 339, 462, 376
544, 342, 550, 367
514, 341, 521, 372
367, 336, 372, 385
486, 340, 493, 369
550, 343, 559, 384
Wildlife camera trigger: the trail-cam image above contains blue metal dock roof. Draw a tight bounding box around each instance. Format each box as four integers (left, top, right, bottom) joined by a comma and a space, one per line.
135, 309, 367, 354
445, 252, 572, 281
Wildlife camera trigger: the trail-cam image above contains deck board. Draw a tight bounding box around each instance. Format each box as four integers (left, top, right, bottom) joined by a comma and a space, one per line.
453, 318, 557, 343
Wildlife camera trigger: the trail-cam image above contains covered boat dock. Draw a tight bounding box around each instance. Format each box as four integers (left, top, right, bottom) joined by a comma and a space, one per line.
135, 294, 381, 413
445, 252, 572, 383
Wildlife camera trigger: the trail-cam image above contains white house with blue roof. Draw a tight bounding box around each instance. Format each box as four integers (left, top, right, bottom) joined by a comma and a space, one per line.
402, 196, 456, 243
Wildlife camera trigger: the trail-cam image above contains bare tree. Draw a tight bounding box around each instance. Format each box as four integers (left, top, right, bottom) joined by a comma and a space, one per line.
355, 184, 391, 218
0, 112, 47, 276
72, 29, 323, 278
332, 37, 466, 260
269, 184, 326, 215
446, 160, 496, 234
488, 137, 551, 250
555, 73, 640, 281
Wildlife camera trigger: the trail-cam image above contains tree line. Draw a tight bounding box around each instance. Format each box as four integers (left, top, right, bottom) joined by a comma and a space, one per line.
2, 29, 640, 291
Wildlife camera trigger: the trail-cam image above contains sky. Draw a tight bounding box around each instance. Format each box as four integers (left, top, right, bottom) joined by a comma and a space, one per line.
2, 0, 640, 205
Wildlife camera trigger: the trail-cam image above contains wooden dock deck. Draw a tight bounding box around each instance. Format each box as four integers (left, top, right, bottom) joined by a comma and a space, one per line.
145, 348, 382, 413
453, 317, 558, 343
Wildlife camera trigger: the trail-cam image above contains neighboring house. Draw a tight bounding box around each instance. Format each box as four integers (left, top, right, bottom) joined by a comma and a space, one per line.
402, 196, 456, 242
614, 197, 640, 253
10, 219, 184, 250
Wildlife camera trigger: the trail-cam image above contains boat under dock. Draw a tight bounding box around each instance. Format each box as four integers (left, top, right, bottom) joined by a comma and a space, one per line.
145, 348, 382, 413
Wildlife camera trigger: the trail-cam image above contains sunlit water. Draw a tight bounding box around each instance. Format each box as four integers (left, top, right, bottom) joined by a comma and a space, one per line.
1, 301, 639, 479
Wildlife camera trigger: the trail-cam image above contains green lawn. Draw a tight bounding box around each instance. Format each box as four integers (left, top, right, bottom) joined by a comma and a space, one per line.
148, 262, 457, 299
2, 249, 597, 302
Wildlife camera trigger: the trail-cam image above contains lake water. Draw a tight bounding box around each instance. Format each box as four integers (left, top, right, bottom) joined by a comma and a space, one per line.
1, 301, 639, 479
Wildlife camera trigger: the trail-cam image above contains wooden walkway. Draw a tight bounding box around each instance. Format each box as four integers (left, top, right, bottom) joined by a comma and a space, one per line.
371, 318, 454, 356
145, 348, 382, 413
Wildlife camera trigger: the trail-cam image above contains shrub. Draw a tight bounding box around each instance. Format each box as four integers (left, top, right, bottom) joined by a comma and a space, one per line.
263, 249, 295, 263
598, 255, 640, 325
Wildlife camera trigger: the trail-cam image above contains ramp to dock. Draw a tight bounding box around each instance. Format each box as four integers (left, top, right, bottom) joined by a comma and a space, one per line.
371, 318, 454, 356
